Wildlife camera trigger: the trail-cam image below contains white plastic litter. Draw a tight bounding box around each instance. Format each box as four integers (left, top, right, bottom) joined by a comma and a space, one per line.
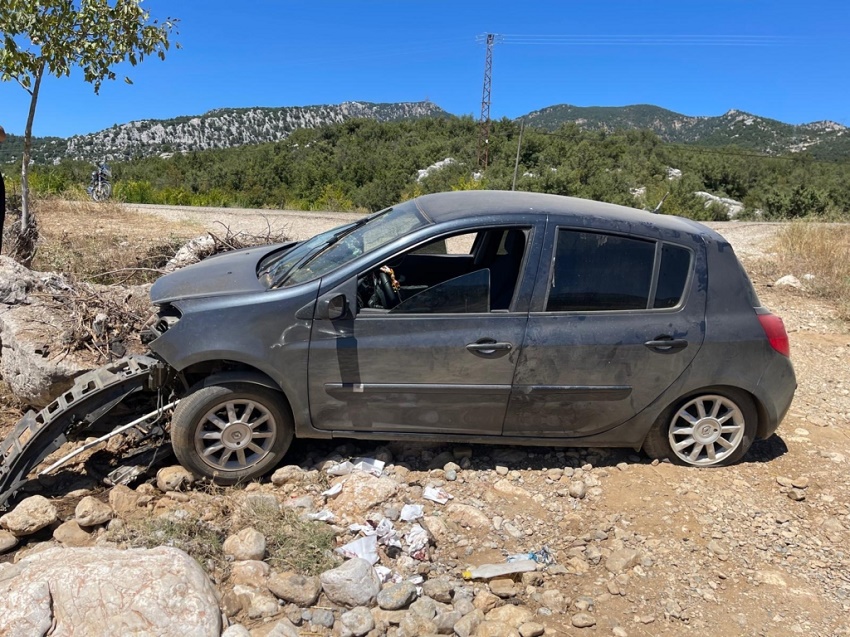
322, 482, 344, 497
422, 486, 452, 504
462, 559, 537, 580
374, 565, 394, 582
352, 457, 385, 476
336, 534, 379, 565
326, 461, 354, 476
307, 510, 337, 523
405, 524, 430, 560
399, 504, 424, 521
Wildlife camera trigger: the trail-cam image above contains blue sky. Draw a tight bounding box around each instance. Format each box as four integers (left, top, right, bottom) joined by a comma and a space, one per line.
1, 0, 848, 138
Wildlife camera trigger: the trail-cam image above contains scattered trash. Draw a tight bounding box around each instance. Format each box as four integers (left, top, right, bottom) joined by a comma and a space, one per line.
322, 482, 344, 497
423, 486, 452, 504
353, 457, 385, 476
336, 534, 379, 565
405, 524, 430, 561
374, 565, 394, 582
462, 559, 538, 580
507, 546, 554, 565
326, 461, 354, 476
399, 503, 424, 521
306, 510, 337, 523
326, 457, 385, 477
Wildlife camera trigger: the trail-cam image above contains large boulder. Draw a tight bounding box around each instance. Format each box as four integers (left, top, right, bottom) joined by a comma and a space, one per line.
0, 546, 220, 636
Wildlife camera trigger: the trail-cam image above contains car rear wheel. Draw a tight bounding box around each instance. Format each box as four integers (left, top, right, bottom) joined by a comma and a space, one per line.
643, 387, 757, 467
170, 383, 293, 484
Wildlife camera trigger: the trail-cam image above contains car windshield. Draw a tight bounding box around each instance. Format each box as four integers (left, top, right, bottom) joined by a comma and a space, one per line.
274, 200, 429, 288
257, 223, 357, 288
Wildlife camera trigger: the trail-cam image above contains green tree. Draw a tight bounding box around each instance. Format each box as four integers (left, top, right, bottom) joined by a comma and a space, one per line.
0, 0, 178, 263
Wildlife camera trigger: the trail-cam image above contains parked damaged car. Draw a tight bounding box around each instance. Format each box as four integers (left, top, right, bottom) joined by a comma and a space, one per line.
0, 191, 796, 506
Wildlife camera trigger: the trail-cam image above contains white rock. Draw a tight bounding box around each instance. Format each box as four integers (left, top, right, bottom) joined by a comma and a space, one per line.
0, 546, 220, 636
320, 558, 381, 607
774, 275, 802, 289
223, 527, 266, 561
75, 496, 113, 527
0, 495, 58, 537
156, 465, 195, 492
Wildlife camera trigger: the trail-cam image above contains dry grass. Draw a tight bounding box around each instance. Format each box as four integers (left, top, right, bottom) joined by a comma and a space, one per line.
31, 197, 203, 284
772, 222, 850, 318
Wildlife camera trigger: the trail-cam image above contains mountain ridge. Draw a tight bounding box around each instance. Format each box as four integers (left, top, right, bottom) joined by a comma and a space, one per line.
2, 101, 847, 165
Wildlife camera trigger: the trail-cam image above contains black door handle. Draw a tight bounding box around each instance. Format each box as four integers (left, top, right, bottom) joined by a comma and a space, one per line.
644, 337, 688, 352
466, 339, 513, 356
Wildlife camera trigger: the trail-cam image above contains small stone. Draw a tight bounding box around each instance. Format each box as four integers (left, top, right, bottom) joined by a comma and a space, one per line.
569, 481, 587, 499
0, 495, 58, 536
541, 589, 567, 613
616, 462, 629, 472
434, 610, 463, 633
613, 628, 629, 637
605, 548, 640, 574
495, 466, 509, 476
792, 477, 809, 489
445, 469, 458, 481
486, 604, 534, 626
270, 465, 305, 486
377, 581, 417, 610
398, 612, 438, 636
422, 578, 454, 603
223, 527, 266, 561
454, 610, 484, 637
75, 496, 113, 527
340, 606, 374, 636
230, 560, 270, 586
474, 590, 501, 613
0, 529, 19, 553
489, 576, 517, 598
638, 615, 656, 624
310, 608, 335, 628
221, 625, 251, 637
320, 558, 381, 608
571, 612, 596, 628
155, 465, 194, 492
108, 485, 141, 515
788, 489, 806, 501
774, 275, 802, 288
268, 572, 321, 607
53, 520, 93, 547
776, 476, 794, 488
519, 622, 545, 637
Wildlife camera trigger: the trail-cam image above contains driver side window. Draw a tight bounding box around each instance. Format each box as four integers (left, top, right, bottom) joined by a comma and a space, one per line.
357, 227, 528, 315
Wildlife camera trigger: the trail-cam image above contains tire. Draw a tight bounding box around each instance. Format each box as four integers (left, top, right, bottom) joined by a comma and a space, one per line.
170, 383, 293, 484
642, 387, 757, 467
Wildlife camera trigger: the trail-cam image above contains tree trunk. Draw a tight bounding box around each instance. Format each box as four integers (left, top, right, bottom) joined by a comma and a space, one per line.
20, 63, 45, 233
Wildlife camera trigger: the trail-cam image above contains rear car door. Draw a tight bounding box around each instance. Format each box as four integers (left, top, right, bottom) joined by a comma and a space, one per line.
503, 223, 706, 437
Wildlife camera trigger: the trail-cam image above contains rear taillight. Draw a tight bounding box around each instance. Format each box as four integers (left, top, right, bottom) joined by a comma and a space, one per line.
757, 313, 791, 357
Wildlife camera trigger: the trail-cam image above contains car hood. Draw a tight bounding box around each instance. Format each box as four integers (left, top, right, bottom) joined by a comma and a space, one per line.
150, 242, 295, 304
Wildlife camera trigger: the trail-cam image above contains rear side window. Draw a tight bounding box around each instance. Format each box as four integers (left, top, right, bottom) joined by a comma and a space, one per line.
547, 230, 655, 311
654, 244, 691, 308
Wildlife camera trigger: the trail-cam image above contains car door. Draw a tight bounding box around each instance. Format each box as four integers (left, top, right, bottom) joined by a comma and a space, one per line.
308, 223, 543, 435
503, 223, 706, 438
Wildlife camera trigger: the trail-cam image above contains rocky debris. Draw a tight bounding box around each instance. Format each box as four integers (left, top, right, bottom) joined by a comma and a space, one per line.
223, 527, 266, 561
0, 529, 19, 553
0, 546, 220, 636
571, 612, 597, 628
0, 494, 58, 536
53, 520, 94, 547
320, 557, 381, 608
774, 274, 803, 289
268, 572, 322, 607
693, 191, 744, 218
340, 606, 374, 636
75, 496, 113, 526
377, 581, 417, 610
156, 465, 195, 492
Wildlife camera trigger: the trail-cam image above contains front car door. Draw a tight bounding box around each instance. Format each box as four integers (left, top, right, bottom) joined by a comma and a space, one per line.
308, 221, 544, 435
504, 221, 706, 437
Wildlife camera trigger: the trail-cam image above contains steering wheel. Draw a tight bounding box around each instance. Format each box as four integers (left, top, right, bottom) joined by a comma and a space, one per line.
371, 266, 402, 309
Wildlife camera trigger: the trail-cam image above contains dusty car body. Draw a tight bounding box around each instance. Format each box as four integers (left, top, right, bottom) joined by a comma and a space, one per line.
0, 191, 796, 504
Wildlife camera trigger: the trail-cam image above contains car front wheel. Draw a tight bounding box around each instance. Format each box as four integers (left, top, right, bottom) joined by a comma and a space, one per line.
170, 383, 293, 484
644, 387, 757, 467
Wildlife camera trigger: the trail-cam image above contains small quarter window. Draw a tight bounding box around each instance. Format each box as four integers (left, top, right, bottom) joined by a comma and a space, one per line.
547, 230, 655, 312
654, 244, 692, 308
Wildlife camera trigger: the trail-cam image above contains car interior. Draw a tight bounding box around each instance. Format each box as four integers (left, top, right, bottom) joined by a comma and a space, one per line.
356, 227, 529, 315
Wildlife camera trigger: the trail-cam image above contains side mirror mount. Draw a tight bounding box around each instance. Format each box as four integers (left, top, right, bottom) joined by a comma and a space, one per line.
316, 293, 348, 320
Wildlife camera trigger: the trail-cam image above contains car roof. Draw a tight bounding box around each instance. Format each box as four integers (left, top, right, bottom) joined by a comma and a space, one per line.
413, 190, 721, 240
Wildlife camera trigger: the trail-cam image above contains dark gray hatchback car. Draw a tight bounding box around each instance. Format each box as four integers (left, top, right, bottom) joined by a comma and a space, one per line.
143, 190, 796, 481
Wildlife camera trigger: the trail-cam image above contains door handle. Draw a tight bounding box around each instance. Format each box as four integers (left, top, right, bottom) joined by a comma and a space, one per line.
644, 337, 688, 352
466, 339, 513, 356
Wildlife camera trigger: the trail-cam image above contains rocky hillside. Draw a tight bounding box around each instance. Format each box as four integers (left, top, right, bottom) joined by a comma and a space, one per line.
1, 101, 448, 164
523, 104, 850, 159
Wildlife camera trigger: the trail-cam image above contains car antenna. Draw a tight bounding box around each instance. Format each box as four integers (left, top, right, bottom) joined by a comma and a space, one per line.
652, 191, 670, 214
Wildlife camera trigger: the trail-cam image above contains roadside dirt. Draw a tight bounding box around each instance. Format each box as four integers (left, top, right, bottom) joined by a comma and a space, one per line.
2, 204, 848, 636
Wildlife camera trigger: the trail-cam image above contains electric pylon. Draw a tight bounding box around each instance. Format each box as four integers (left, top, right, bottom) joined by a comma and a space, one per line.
476, 33, 499, 169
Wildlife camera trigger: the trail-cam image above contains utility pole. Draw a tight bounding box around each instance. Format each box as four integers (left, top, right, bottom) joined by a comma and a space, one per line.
476, 33, 499, 170
511, 120, 525, 191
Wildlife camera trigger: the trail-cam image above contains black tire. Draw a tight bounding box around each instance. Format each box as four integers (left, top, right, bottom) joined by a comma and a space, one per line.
170, 383, 293, 484
642, 387, 757, 467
